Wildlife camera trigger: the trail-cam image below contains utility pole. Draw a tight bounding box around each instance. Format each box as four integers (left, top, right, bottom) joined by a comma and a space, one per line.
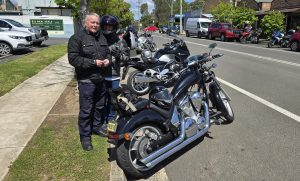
137, 0, 141, 32
180, 0, 182, 34
171, 0, 174, 27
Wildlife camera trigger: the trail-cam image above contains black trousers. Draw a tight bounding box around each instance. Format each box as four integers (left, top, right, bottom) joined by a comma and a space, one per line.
78, 80, 107, 140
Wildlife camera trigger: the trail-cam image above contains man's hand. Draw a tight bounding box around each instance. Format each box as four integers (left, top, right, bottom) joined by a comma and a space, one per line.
95, 59, 110, 67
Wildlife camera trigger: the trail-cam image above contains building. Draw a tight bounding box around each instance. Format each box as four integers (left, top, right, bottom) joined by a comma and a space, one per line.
0, 0, 74, 38
0, 0, 22, 15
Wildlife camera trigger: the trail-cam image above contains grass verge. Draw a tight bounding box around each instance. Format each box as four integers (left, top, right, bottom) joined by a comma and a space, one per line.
0, 44, 67, 96
4, 80, 110, 181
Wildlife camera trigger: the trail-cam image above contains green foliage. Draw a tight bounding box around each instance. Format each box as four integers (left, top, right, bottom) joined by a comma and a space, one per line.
141, 14, 154, 27
211, 1, 235, 23
141, 3, 149, 16
232, 6, 257, 29
153, 0, 189, 25
55, 0, 80, 19
261, 11, 285, 37
55, 0, 134, 27
211, 1, 257, 28
173, 0, 190, 15
189, 0, 205, 11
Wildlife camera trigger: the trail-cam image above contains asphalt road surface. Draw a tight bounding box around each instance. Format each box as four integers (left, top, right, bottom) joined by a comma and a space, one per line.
148, 33, 300, 181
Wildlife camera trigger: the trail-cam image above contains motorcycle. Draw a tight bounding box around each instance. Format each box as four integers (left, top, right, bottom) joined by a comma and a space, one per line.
107, 43, 234, 178
137, 32, 157, 53
280, 29, 295, 48
125, 38, 190, 95
267, 31, 284, 48
240, 28, 262, 44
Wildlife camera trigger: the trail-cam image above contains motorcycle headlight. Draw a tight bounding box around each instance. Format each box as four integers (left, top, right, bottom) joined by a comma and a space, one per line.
9, 35, 25, 39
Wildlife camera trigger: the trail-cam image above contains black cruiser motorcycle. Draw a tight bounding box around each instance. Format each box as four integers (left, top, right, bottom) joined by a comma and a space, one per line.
125, 38, 190, 95
107, 43, 234, 178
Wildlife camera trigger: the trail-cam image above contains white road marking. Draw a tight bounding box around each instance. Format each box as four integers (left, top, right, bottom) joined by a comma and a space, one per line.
154, 34, 300, 123
217, 77, 300, 123
155, 35, 300, 67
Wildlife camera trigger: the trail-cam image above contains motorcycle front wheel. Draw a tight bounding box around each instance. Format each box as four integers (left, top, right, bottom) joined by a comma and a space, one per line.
116, 124, 163, 178
214, 89, 234, 124
127, 70, 150, 96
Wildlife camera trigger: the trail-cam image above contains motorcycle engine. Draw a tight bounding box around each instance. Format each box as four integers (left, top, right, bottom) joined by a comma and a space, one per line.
178, 92, 204, 137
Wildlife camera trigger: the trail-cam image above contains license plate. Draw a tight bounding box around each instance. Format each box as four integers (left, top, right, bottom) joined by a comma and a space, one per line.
108, 121, 117, 132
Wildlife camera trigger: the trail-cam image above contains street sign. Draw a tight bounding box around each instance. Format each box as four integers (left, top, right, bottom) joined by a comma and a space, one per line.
30, 19, 64, 35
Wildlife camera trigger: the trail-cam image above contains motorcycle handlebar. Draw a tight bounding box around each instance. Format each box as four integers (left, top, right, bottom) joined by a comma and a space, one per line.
187, 53, 223, 67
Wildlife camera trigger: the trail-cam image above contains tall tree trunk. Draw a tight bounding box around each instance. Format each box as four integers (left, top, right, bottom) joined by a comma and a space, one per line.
79, 0, 90, 30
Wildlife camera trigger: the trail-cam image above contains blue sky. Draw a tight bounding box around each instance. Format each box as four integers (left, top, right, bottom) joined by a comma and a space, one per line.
11, 0, 195, 20
126, 0, 195, 20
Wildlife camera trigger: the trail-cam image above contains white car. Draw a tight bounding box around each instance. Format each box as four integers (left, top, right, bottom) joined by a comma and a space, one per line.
0, 19, 48, 46
0, 28, 33, 55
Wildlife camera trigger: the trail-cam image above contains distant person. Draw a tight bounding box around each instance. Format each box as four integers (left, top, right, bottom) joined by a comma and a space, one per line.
68, 13, 111, 151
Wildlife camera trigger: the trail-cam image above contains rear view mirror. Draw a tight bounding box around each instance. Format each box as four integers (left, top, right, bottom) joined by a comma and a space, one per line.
209, 43, 217, 49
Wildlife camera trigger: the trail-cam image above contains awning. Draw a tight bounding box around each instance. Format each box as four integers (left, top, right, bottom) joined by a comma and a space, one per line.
256, 8, 300, 15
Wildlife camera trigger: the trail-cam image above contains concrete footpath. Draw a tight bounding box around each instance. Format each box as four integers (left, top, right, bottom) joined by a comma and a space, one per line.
0, 54, 169, 181
0, 54, 74, 180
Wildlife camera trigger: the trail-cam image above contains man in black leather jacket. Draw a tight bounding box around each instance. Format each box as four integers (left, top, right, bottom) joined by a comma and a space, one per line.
68, 13, 111, 151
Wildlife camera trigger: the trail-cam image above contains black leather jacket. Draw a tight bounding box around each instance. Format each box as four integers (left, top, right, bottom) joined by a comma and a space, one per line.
105, 33, 130, 77
68, 29, 111, 81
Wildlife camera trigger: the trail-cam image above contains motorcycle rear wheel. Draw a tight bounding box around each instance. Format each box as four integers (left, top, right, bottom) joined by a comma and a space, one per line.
127, 70, 150, 96
116, 124, 163, 178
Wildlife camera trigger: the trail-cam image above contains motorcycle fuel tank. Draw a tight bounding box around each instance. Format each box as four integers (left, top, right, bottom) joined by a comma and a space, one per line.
171, 71, 200, 101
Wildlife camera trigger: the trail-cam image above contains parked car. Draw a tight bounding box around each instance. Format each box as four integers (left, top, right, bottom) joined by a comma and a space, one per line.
207, 22, 242, 41
0, 28, 33, 55
185, 18, 212, 38
143, 26, 158, 32
289, 31, 300, 52
0, 19, 48, 46
166, 25, 180, 35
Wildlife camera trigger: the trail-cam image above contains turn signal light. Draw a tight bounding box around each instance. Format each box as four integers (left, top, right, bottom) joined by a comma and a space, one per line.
124, 133, 131, 141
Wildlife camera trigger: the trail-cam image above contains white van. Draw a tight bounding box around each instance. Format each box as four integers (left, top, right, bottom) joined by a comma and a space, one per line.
185, 18, 212, 38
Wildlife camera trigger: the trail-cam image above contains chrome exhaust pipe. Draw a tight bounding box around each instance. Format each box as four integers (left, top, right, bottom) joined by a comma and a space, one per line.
140, 113, 186, 164
144, 102, 210, 168
135, 76, 159, 83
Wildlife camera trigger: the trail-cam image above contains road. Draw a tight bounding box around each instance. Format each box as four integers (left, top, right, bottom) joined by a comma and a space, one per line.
147, 33, 300, 181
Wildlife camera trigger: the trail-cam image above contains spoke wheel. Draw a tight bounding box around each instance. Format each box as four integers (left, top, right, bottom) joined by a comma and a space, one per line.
128, 125, 162, 171
127, 70, 150, 96
290, 41, 299, 52
116, 124, 162, 178
0, 42, 12, 56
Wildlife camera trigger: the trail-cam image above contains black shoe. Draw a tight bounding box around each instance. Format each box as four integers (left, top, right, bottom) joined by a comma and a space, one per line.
81, 139, 93, 151
93, 124, 107, 137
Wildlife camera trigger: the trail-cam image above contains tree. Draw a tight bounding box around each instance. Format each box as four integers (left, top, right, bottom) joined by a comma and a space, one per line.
189, 0, 205, 11
261, 11, 285, 37
173, 0, 190, 15
211, 1, 257, 29
55, 0, 134, 27
141, 3, 148, 16
153, 0, 170, 25
232, 6, 257, 29
211, 1, 235, 23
